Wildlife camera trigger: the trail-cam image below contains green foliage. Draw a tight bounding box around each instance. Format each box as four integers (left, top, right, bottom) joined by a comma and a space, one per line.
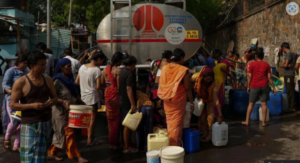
186, 0, 223, 33
28, 0, 47, 22
28, 0, 223, 33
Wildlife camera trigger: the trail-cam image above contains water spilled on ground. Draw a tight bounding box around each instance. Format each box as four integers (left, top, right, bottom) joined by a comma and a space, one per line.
1, 113, 300, 163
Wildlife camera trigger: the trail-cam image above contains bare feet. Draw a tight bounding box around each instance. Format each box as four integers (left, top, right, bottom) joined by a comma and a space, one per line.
241, 122, 249, 126
3, 139, 11, 150
47, 155, 63, 161
200, 133, 212, 143
12, 147, 20, 152
123, 147, 138, 154
109, 145, 123, 150
78, 157, 88, 163
200, 132, 208, 139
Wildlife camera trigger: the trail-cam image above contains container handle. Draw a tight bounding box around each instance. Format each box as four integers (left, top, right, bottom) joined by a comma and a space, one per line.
148, 134, 157, 139
129, 109, 142, 114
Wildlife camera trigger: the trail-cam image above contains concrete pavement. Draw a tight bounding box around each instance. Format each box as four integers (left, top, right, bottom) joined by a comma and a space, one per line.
1, 92, 300, 162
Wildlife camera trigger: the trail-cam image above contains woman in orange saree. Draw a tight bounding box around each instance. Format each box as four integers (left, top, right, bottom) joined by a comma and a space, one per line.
158, 48, 194, 146
101, 52, 123, 149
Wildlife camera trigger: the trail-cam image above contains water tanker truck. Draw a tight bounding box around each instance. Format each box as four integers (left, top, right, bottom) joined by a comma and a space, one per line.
96, 0, 203, 65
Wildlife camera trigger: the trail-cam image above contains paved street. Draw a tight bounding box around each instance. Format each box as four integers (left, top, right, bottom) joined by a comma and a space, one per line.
1, 92, 300, 163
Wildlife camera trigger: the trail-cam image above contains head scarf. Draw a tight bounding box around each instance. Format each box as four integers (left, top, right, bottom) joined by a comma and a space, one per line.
206, 57, 216, 68
194, 66, 215, 103
200, 66, 214, 77
220, 59, 230, 72
53, 58, 78, 96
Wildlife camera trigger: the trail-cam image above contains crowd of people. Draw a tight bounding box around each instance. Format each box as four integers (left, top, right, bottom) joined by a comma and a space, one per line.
0, 41, 298, 162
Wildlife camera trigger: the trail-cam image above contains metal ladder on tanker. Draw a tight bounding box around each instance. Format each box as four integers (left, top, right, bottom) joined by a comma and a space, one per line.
110, 0, 132, 55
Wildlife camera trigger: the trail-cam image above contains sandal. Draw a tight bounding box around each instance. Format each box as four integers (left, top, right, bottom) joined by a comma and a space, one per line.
12, 147, 20, 152
78, 157, 89, 163
3, 139, 11, 150
122, 148, 138, 154
262, 123, 269, 127
86, 140, 101, 147
47, 155, 64, 161
109, 145, 123, 150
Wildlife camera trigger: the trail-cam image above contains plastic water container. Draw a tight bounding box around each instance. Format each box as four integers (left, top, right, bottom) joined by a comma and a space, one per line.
147, 150, 160, 163
69, 105, 93, 128
212, 122, 228, 146
160, 146, 185, 163
122, 109, 143, 131
267, 91, 283, 115
259, 107, 270, 122
232, 90, 249, 116
183, 129, 200, 153
250, 103, 261, 121
193, 98, 204, 117
159, 129, 168, 135
183, 103, 191, 128
148, 133, 170, 151
270, 66, 277, 80
225, 86, 232, 104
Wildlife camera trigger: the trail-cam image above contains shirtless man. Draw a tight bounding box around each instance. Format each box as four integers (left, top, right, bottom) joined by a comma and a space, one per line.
10, 50, 58, 163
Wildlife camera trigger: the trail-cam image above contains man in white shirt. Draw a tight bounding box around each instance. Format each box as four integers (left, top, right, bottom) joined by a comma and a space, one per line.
63, 48, 82, 80
36, 42, 54, 77
75, 51, 106, 146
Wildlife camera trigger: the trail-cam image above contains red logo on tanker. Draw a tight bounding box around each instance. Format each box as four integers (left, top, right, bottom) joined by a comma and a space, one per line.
133, 5, 164, 36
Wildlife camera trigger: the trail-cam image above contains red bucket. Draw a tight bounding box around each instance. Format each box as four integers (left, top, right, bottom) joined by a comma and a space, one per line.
68, 105, 92, 128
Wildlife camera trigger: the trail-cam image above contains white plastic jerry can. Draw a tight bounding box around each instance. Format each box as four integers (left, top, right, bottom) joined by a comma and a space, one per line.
193, 98, 204, 117
259, 107, 270, 122
122, 109, 143, 131
183, 102, 191, 128
147, 133, 169, 151
212, 122, 228, 146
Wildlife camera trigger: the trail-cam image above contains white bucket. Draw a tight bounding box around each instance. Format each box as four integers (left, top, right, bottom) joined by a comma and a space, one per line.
160, 146, 185, 163
147, 150, 160, 163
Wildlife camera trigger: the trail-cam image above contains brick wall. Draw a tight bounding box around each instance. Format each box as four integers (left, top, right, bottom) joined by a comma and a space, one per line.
205, 0, 300, 71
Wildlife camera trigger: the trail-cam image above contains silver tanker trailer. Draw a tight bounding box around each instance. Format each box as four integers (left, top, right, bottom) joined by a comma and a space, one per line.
97, 0, 203, 65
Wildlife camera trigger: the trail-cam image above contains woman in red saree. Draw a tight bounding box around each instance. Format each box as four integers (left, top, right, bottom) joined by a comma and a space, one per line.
101, 52, 123, 149
158, 48, 194, 146
193, 66, 215, 142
